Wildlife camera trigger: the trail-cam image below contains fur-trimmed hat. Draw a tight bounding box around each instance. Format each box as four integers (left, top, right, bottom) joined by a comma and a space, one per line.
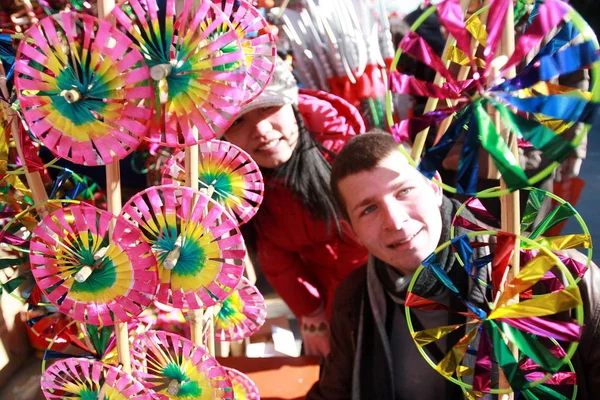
237, 57, 299, 117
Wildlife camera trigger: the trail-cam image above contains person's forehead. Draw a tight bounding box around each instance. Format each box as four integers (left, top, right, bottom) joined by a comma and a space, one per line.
339, 151, 418, 201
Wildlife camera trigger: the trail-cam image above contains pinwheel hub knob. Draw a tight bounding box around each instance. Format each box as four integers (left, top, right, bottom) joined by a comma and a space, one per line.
150, 64, 173, 81
167, 379, 181, 395
61, 89, 81, 103
163, 236, 183, 270
74, 266, 93, 283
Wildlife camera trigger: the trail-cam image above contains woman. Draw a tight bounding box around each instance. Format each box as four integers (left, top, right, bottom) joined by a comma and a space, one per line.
223, 59, 369, 356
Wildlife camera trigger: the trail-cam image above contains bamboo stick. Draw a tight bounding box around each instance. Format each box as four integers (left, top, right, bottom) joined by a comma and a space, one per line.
410, 0, 473, 162
495, 4, 519, 399
185, 133, 207, 348
98, 0, 133, 375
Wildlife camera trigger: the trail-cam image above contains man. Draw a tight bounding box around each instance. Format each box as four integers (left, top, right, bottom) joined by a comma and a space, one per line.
307, 131, 600, 399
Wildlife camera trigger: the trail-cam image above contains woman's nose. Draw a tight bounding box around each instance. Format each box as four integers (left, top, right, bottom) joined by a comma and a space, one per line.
252, 118, 272, 138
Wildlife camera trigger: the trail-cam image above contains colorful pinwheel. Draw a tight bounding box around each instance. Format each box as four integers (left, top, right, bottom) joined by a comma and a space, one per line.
211, 0, 277, 104
41, 358, 155, 399
111, 0, 247, 147
225, 367, 259, 400
15, 12, 154, 166
162, 140, 263, 225
121, 185, 246, 309
214, 277, 266, 342
451, 186, 592, 280
389, 0, 600, 196
130, 330, 233, 399
405, 232, 583, 397
29, 204, 159, 325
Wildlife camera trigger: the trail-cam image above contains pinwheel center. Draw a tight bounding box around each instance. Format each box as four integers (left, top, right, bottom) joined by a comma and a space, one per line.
70, 258, 117, 294
62, 89, 82, 103
200, 172, 233, 201
150, 64, 173, 81
73, 246, 110, 283
161, 363, 202, 397
218, 296, 238, 319
79, 387, 105, 400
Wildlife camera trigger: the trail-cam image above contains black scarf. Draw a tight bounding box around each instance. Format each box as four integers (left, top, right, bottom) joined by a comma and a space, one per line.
352, 197, 470, 400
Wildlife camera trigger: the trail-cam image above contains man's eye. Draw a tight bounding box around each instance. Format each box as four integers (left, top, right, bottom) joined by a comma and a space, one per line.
361, 205, 377, 216
398, 188, 412, 196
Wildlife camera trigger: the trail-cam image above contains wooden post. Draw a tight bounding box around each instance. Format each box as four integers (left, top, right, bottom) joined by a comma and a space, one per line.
185, 132, 207, 348
494, 4, 519, 399
409, 0, 473, 162
98, 0, 132, 375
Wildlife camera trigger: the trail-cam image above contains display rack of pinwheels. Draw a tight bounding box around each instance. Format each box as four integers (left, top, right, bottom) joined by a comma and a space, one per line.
0, 0, 274, 398
383, 0, 600, 398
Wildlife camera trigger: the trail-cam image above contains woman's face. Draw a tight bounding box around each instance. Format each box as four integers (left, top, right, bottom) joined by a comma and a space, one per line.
224, 104, 299, 169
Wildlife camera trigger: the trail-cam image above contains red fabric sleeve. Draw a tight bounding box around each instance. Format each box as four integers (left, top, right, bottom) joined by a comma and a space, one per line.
257, 237, 323, 319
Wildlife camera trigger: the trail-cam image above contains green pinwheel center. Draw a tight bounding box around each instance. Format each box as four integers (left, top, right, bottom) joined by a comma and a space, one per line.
200, 171, 233, 201
49, 65, 110, 126
70, 257, 117, 294
155, 226, 207, 276
162, 362, 202, 397
79, 388, 107, 400
218, 296, 238, 320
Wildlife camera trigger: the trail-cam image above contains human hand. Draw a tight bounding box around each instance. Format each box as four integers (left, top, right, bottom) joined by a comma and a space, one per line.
555, 156, 583, 182
300, 305, 330, 357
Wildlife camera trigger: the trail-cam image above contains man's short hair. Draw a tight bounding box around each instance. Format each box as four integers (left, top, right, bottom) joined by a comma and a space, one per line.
331, 130, 402, 219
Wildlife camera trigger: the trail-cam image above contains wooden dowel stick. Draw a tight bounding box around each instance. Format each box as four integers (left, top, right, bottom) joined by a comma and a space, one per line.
495, 4, 519, 399
98, 0, 132, 375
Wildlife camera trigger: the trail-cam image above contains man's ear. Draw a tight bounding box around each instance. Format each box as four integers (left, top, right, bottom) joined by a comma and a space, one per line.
430, 171, 444, 207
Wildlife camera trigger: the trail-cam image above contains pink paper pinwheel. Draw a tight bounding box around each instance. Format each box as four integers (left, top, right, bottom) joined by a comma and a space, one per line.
225, 367, 259, 400
214, 277, 266, 342
15, 12, 153, 166
41, 358, 155, 399
121, 185, 246, 309
162, 140, 264, 225
406, 232, 584, 397
131, 330, 233, 399
111, 0, 247, 147
211, 0, 277, 104
29, 204, 158, 325
389, 0, 600, 196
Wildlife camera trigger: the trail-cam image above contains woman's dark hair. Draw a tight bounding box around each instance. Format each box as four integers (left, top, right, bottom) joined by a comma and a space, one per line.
268, 104, 340, 229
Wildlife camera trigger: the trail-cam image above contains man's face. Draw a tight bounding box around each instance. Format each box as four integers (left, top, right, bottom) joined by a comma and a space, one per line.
338, 151, 443, 275
224, 104, 299, 169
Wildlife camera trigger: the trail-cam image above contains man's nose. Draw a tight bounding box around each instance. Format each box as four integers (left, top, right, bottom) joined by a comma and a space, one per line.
383, 202, 408, 231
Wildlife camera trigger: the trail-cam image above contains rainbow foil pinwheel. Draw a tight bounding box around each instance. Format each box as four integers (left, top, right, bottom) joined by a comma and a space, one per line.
406, 231, 583, 398
29, 204, 159, 325
121, 185, 246, 309
15, 12, 154, 166
131, 330, 233, 399
389, 0, 600, 196
111, 0, 247, 147
451, 186, 592, 280
214, 276, 267, 342
41, 357, 155, 399
162, 140, 264, 225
